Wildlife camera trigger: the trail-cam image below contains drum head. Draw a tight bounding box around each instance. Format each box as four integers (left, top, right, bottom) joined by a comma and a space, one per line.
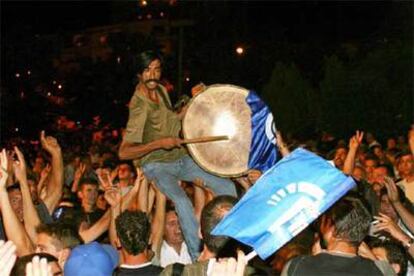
182, 84, 251, 177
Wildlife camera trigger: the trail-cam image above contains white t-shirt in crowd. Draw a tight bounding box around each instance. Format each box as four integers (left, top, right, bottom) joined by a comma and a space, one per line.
160, 240, 192, 268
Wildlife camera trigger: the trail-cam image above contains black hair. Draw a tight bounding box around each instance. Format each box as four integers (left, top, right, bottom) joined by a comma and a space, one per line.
11, 253, 59, 276
36, 222, 83, 249
135, 50, 163, 75
6, 183, 20, 193
201, 195, 238, 254
368, 238, 408, 276
396, 150, 413, 162
116, 210, 150, 255
117, 161, 135, 175
327, 197, 372, 247
78, 177, 99, 192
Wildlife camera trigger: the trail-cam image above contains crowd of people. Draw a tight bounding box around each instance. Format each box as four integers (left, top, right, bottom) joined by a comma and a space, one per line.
0, 50, 413, 276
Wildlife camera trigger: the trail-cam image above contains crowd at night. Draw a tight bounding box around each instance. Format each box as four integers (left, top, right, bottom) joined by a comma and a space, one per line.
0, 1, 413, 275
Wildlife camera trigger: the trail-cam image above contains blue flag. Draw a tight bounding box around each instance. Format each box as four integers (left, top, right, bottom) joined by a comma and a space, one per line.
246, 91, 277, 173
212, 148, 356, 260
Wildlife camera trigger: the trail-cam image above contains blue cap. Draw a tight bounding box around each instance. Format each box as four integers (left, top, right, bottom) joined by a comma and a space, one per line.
64, 242, 119, 276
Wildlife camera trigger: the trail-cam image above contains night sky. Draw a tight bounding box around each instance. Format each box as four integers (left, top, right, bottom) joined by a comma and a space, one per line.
1, 1, 412, 140
2, 1, 399, 41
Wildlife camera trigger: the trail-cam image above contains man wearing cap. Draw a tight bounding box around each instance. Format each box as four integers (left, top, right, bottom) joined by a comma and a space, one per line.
118, 50, 237, 261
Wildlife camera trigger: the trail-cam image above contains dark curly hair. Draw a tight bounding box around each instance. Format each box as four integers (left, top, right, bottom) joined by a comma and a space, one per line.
115, 210, 150, 255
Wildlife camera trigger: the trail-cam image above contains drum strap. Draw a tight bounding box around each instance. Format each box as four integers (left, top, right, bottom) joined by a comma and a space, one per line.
156, 86, 173, 111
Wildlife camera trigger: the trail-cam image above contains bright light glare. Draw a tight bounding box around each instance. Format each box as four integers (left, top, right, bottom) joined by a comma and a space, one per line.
213, 112, 236, 138
236, 47, 244, 55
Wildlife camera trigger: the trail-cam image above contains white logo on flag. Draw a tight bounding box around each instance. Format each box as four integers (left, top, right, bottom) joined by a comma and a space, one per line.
265, 113, 276, 145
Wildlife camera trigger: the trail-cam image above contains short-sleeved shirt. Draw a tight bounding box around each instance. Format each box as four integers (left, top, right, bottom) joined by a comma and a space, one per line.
124, 85, 186, 167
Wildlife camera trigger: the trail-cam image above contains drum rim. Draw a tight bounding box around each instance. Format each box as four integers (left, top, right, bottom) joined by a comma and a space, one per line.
182, 84, 251, 177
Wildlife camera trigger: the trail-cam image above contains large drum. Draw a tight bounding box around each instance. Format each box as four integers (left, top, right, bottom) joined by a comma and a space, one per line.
182, 84, 252, 177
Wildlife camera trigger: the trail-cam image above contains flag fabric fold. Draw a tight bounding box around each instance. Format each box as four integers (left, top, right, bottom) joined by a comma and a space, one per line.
212, 148, 356, 259
246, 91, 277, 173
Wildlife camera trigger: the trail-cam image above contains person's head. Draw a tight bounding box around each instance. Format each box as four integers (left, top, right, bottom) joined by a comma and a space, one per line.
373, 165, 392, 185
35, 223, 82, 268
366, 132, 376, 144
396, 151, 414, 179
27, 174, 39, 203
379, 190, 399, 222
333, 146, 348, 169
364, 155, 379, 182
200, 195, 238, 255
352, 165, 367, 182
369, 239, 407, 275
372, 145, 385, 159
136, 50, 163, 91
7, 184, 23, 221
77, 177, 99, 208
64, 242, 118, 276
117, 161, 135, 182
387, 138, 397, 150
320, 197, 371, 248
164, 209, 183, 247
33, 155, 46, 174
11, 253, 61, 276
96, 190, 108, 211
385, 148, 400, 166
397, 135, 406, 147
115, 210, 150, 256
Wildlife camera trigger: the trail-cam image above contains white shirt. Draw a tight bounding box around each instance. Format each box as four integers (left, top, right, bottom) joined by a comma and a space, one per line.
160, 240, 192, 268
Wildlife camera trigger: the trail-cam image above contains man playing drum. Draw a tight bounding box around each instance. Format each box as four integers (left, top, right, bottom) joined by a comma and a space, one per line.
118, 50, 237, 261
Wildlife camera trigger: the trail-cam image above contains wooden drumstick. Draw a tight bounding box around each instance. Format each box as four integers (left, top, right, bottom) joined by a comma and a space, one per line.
181, 135, 229, 144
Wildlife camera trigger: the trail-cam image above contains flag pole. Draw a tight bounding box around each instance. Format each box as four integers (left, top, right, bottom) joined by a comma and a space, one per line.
245, 250, 257, 262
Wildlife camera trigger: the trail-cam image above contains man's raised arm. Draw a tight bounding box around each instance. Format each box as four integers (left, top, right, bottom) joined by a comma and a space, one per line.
40, 131, 64, 214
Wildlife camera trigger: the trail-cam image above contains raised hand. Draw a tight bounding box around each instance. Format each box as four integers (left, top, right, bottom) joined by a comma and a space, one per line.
191, 82, 206, 97
409, 124, 414, 154
25, 256, 52, 276
104, 187, 122, 207
39, 164, 52, 182
373, 213, 407, 242
40, 131, 61, 154
0, 240, 17, 276
12, 146, 27, 184
97, 169, 113, 191
5, 151, 14, 181
0, 150, 9, 189
247, 169, 262, 184
383, 176, 400, 204
210, 250, 247, 276
74, 162, 86, 182
136, 167, 146, 184
349, 130, 364, 151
